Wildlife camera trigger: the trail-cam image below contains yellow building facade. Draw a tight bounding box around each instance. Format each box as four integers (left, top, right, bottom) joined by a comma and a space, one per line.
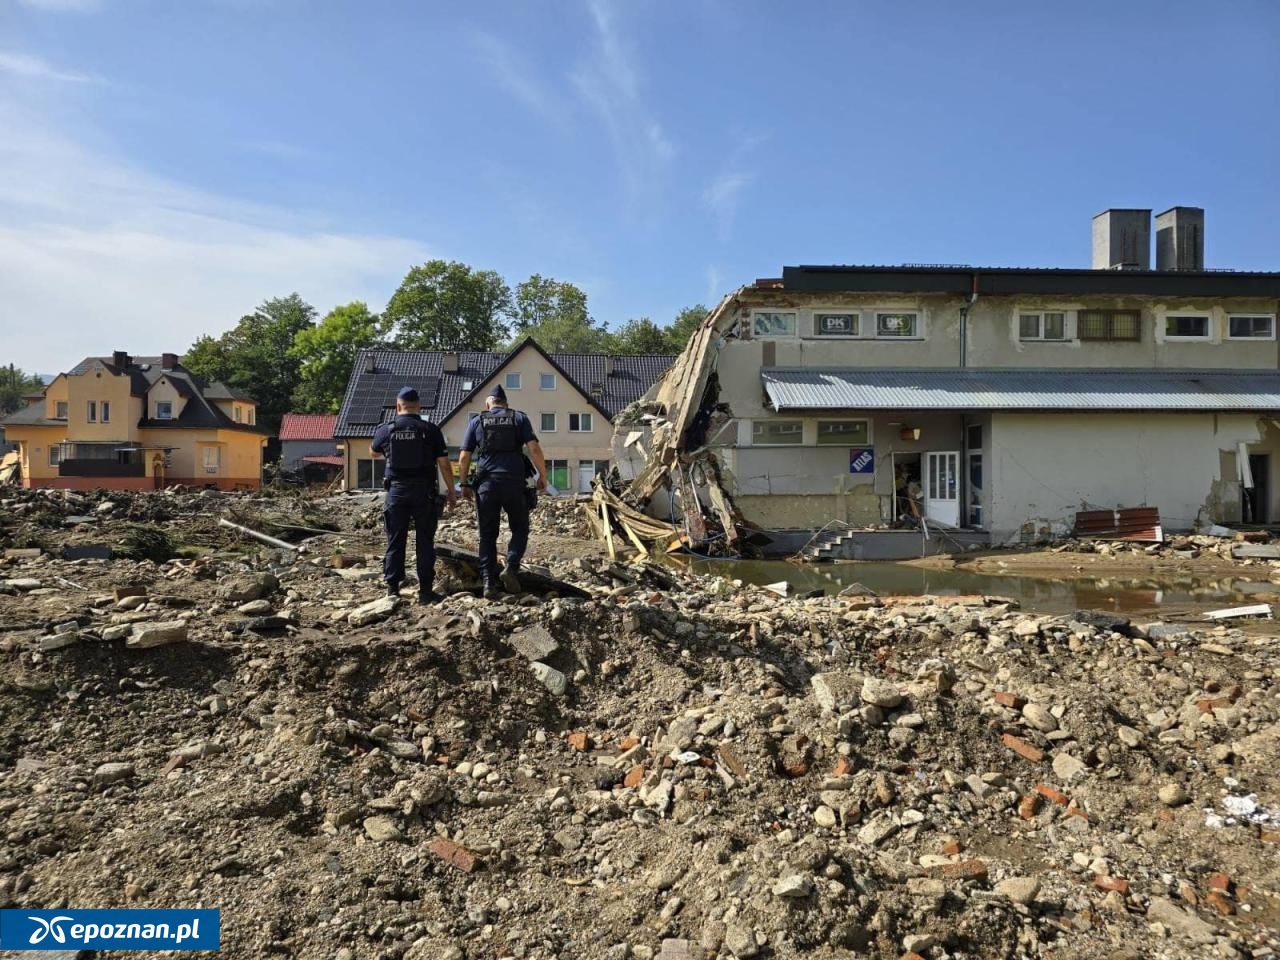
2, 352, 266, 491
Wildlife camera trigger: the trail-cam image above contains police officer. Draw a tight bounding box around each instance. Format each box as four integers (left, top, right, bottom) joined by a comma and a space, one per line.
457, 384, 548, 599
371, 386, 456, 604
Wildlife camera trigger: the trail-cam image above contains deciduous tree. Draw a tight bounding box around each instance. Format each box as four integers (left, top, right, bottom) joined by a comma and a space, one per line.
0, 364, 47, 415
290, 302, 385, 413
384, 260, 512, 350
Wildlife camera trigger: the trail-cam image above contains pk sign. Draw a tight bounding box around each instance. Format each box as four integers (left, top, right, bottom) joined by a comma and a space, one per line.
849, 447, 874, 475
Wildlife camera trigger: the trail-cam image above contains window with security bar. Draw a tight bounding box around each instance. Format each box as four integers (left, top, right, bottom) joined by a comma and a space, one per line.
1077, 309, 1140, 341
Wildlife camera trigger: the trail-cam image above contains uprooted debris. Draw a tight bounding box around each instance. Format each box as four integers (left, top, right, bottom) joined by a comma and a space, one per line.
2, 491, 1280, 957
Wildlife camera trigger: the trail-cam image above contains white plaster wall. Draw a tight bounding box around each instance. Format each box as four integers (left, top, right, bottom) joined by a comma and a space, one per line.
987, 412, 1263, 539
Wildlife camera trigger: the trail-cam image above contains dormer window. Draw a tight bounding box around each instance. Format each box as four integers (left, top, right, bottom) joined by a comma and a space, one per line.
156, 401, 173, 420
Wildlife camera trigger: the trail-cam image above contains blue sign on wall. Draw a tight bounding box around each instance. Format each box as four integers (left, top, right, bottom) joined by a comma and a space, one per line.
849, 447, 874, 474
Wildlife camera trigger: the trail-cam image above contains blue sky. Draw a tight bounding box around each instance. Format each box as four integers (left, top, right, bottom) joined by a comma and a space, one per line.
3, 0, 1279, 374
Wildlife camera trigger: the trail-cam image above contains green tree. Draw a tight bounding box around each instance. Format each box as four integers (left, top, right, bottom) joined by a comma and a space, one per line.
665, 304, 709, 352
384, 260, 512, 350
607, 317, 671, 355
513, 274, 590, 331
184, 293, 317, 433
290, 302, 385, 413
0, 364, 47, 415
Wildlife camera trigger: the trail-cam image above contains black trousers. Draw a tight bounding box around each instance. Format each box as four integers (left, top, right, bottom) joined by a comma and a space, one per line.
383, 482, 439, 589
475, 475, 529, 582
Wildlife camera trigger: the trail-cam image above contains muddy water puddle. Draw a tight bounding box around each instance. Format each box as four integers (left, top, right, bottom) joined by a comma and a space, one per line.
669, 557, 1278, 617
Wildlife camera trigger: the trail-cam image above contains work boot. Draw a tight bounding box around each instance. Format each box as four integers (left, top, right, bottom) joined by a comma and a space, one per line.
386, 581, 402, 598
418, 589, 443, 606
500, 566, 521, 594
482, 579, 501, 600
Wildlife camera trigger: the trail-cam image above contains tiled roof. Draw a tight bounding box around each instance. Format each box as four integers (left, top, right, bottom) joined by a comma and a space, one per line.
0, 403, 63, 427
761, 367, 1280, 412
334, 342, 676, 439
280, 414, 338, 441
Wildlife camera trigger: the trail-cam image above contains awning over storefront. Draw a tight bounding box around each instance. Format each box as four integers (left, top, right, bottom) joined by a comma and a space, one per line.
761, 368, 1280, 412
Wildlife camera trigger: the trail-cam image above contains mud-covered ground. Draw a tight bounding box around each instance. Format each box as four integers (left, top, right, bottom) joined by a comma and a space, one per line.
2, 487, 1280, 959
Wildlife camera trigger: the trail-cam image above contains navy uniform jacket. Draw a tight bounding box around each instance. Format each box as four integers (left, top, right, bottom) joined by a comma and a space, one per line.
460, 406, 536, 479
372, 414, 448, 484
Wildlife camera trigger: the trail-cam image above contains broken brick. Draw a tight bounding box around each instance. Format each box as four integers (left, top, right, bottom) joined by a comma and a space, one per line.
618, 736, 641, 751
1018, 791, 1041, 820
1034, 783, 1069, 805
718, 743, 747, 778
1094, 876, 1129, 895
427, 838, 477, 874
833, 756, 854, 777
777, 734, 812, 778
567, 732, 593, 752
941, 839, 963, 856
158, 755, 186, 778
623, 765, 646, 788
1002, 733, 1045, 763
925, 859, 989, 882
1206, 890, 1236, 916
1207, 872, 1232, 894
994, 691, 1026, 709
1065, 799, 1089, 821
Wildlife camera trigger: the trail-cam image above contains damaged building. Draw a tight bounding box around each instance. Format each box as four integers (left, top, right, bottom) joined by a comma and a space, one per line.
616, 207, 1280, 557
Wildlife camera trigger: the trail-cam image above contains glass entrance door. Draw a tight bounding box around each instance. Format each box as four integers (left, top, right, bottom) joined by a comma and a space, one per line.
925, 451, 960, 526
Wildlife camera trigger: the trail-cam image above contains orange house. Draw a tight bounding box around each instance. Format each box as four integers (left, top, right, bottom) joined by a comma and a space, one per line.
1, 351, 267, 491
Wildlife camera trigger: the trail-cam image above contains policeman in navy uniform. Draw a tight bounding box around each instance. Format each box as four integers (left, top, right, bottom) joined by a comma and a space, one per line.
457, 384, 548, 599
371, 386, 456, 604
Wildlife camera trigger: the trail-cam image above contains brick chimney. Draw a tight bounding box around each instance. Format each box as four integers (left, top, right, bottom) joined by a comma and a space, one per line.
111, 350, 130, 369
161, 352, 179, 370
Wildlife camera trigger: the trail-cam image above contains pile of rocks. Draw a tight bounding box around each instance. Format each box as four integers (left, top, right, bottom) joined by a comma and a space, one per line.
0, 492, 1278, 958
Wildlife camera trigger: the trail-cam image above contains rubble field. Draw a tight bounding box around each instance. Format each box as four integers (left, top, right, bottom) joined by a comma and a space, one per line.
2, 488, 1280, 959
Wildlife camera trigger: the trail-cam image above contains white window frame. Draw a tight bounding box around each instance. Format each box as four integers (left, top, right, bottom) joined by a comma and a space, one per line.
813, 312, 861, 338
568, 412, 593, 433
156, 401, 173, 420
815, 419, 871, 446
874, 312, 920, 339
49, 444, 62, 467
86, 400, 97, 423
540, 412, 557, 433
54, 400, 68, 419
539, 373, 556, 390
504, 372, 522, 390
1018, 311, 1069, 341
1163, 312, 1212, 341
1227, 314, 1277, 341
101, 400, 110, 423
751, 311, 798, 338
751, 419, 804, 445
202, 446, 221, 474
234, 406, 242, 423
248, 408, 254, 425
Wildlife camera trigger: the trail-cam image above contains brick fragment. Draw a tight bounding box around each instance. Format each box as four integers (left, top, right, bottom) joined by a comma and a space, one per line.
1207, 872, 1232, 894
833, 756, 854, 777
994, 691, 1026, 709
158, 755, 187, 778
1018, 791, 1041, 820
567, 732, 592, 752
623, 765, 646, 788
717, 742, 747, 778
940, 839, 963, 856
925, 858, 988, 882
1002, 733, 1045, 763
1034, 783, 1069, 805
1094, 876, 1129, 895
1206, 890, 1236, 916
1177, 880, 1198, 905
618, 736, 641, 751
1156, 808, 1175, 822
427, 837, 477, 873
1065, 799, 1089, 821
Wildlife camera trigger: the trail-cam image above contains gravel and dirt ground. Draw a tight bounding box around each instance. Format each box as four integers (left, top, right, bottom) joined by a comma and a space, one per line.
3, 486, 1280, 959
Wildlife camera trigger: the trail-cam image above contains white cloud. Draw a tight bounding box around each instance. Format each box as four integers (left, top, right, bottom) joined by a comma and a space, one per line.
16, 0, 101, 11
0, 100, 428, 374
0, 51, 97, 83
469, 29, 568, 127
571, 0, 674, 215
15, 0, 100, 10
702, 172, 753, 240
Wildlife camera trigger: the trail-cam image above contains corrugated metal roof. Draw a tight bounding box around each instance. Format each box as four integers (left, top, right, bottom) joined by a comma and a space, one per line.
761, 368, 1280, 412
